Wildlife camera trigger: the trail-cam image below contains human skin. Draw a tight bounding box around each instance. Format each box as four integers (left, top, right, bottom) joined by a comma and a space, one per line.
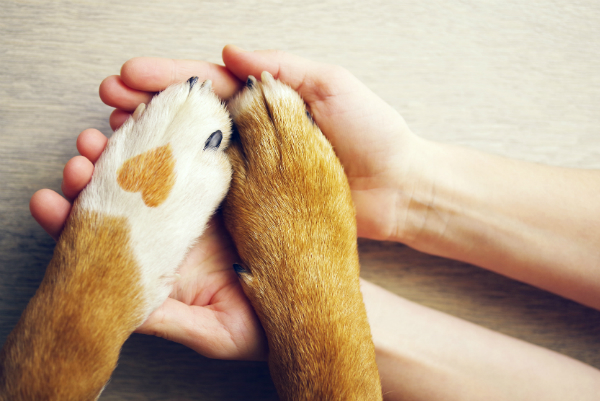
29, 46, 600, 399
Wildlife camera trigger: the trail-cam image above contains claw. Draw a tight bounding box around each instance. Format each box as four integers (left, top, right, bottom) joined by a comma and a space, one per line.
201, 80, 212, 91
132, 103, 146, 121
187, 76, 199, 90
233, 263, 249, 275
246, 76, 257, 89
261, 71, 274, 83
306, 110, 315, 125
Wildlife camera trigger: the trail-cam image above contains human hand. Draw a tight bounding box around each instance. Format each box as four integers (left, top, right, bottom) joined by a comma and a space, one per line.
220, 45, 430, 242
99, 45, 430, 240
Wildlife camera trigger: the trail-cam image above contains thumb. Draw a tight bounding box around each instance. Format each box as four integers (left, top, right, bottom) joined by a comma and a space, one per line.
222, 45, 347, 103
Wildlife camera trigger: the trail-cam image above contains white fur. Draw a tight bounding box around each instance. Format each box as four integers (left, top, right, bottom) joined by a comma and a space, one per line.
77, 79, 232, 317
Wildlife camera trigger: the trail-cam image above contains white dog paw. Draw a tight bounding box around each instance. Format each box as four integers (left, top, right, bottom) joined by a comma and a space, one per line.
74, 77, 232, 317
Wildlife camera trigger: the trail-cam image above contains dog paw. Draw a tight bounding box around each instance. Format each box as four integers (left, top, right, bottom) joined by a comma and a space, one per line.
73, 77, 232, 316
223, 72, 357, 303
223, 73, 382, 400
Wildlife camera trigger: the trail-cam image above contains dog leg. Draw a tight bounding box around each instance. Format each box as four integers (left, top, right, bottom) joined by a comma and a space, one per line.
223, 73, 382, 401
0, 77, 232, 400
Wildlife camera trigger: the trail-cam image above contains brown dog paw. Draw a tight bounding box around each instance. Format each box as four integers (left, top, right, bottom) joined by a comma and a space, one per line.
223, 72, 381, 401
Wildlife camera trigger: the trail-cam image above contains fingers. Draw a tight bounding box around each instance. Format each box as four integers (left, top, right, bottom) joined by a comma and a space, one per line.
61, 156, 94, 201
62, 128, 104, 200
99, 75, 153, 112
222, 45, 347, 103
102, 50, 340, 117
120, 57, 244, 100
31, 128, 105, 239
109, 109, 131, 131
76, 128, 107, 163
100, 58, 245, 131
30, 189, 71, 240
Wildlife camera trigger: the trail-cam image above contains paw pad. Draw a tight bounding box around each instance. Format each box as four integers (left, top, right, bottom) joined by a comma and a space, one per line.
117, 144, 176, 207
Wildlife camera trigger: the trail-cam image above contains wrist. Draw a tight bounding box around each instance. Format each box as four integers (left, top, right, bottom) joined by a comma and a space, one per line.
389, 140, 495, 262
387, 137, 451, 247
351, 121, 445, 245
391, 140, 499, 259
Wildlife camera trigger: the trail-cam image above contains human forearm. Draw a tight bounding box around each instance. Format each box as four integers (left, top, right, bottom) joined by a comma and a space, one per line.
361, 279, 600, 401
395, 139, 600, 309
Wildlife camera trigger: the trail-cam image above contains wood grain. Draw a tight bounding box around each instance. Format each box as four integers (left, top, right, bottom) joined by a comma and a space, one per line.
1, 0, 599, 399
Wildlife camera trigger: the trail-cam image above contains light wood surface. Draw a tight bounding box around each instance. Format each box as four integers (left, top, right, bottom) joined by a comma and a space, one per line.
1, 1, 599, 399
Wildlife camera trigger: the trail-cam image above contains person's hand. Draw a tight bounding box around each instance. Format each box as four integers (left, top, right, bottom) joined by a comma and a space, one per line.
98, 46, 429, 243
99, 45, 428, 239
220, 46, 429, 242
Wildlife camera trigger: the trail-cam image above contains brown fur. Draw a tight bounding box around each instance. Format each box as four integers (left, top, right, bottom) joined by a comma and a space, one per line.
117, 144, 176, 207
0, 209, 145, 401
223, 76, 382, 400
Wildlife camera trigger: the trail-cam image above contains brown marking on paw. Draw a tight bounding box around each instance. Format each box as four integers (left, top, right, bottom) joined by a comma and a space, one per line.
117, 144, 176, 207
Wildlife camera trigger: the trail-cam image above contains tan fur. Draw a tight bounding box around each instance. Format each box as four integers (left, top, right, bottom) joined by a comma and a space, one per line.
117, 144, 176, 208
223, 73, 382, 400
0, 209, 145, 401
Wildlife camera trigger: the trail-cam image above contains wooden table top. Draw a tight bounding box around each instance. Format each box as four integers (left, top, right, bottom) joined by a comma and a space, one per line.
1, 1, 599, 399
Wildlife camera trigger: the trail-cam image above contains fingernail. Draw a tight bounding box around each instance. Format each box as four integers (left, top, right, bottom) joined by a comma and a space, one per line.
228, 44, 248, 53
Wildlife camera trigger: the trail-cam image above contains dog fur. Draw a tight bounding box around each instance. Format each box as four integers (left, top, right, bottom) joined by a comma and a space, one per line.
0, 78, 232, 400
223, 72, 382, 400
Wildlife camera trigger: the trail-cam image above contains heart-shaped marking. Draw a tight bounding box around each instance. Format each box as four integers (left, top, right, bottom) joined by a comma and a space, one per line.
117, 144, 175, 207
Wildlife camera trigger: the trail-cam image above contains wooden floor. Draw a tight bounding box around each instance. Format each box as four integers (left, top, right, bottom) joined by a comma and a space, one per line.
1, 1, 599, 399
